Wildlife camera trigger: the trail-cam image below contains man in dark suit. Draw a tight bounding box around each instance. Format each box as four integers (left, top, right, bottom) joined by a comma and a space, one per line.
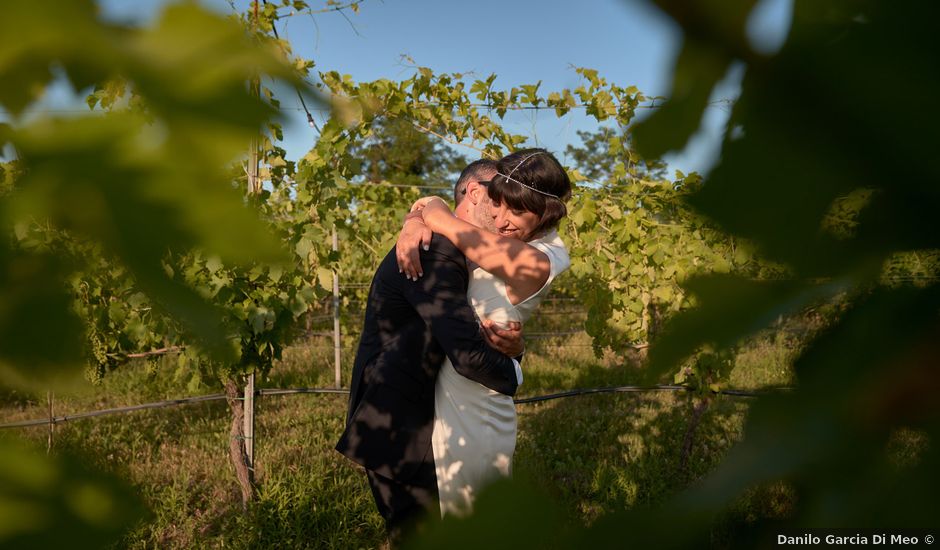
335, 160, 522, 543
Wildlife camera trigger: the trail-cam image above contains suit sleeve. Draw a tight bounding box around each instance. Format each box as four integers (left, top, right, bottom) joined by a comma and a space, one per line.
402, 236, 519, 396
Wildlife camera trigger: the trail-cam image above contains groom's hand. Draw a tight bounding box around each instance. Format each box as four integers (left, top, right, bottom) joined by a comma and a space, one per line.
481, 320, 524, 358
396, 211, 432, 280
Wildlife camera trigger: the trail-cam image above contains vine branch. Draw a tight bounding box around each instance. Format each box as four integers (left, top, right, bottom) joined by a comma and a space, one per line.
410, 122, 495, 158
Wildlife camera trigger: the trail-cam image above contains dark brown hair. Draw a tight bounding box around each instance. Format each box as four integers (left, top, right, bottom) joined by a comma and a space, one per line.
486, 148, 572, 238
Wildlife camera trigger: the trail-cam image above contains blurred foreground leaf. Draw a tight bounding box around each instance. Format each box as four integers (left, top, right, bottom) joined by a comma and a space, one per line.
0, 0, 312, 376
646, 274, 852, 382
404, 477, 573, 550
632, 40, 731, 159
622, 0, 940, 542
0, 439, 146, 549
0, 245, 83, 387
632, 0, 758, 159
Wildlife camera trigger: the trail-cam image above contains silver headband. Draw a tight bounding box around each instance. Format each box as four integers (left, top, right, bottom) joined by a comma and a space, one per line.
494, 151, 562, 199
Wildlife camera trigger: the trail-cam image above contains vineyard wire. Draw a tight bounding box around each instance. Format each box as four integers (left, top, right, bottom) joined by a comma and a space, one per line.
0, 384, 789, 430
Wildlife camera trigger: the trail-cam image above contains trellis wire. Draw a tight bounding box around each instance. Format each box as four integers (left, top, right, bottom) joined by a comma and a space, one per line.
0, 384, 786, 430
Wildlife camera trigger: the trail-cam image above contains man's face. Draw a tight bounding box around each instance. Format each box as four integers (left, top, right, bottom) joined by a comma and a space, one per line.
470, 186, 497, 232
455, 176, 498, 232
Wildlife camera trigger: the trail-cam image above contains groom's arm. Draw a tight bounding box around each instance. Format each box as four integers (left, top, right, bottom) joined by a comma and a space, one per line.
402, 235, 520, 397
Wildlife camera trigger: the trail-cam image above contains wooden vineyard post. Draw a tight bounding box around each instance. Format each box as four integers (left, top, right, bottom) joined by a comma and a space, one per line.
243, 93, 259, 486
240, 1, 260, 494
332, 225, 342, 388
243, 373, 255, 479
243, 73, 259, 486
47, 390, 54, 454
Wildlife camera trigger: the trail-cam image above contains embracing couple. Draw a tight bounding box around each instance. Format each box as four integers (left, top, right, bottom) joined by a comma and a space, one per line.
335, 148, 572, 544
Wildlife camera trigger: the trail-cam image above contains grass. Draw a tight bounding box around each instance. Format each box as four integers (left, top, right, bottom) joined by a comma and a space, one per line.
513, 332, 799, 534
1, 327, 804, 549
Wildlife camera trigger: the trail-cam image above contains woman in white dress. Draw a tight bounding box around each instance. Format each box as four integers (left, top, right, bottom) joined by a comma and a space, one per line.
397, 149, 573, 517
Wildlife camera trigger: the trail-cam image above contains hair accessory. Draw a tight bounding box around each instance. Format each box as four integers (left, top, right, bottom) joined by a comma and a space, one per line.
495, 151, 561, 199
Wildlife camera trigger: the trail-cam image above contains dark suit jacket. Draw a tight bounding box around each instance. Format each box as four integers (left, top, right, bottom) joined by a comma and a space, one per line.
335, 234, 518, 486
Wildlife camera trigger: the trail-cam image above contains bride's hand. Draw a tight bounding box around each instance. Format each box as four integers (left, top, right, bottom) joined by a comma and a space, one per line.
418, 196, 452, 228
396, 211, 432, 280
409, 196, 446, 213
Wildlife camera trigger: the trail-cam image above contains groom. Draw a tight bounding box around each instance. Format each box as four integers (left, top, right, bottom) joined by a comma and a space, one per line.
335, 159, 523, 543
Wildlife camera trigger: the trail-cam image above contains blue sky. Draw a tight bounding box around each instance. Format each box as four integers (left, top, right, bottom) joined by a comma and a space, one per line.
10, 0, 792, 176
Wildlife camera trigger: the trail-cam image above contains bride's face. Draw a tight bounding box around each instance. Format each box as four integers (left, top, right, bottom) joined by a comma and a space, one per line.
489, 200, 540, 241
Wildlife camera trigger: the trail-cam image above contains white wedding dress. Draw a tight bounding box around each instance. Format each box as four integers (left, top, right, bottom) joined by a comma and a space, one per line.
431, 230, 570, 517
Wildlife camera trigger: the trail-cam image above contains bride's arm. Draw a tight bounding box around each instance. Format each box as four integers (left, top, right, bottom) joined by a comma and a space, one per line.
395, 210, 433, 280
419, 197, 550, 301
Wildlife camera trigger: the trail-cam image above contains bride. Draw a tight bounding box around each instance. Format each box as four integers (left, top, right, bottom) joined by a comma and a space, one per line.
395, 148, 572, 516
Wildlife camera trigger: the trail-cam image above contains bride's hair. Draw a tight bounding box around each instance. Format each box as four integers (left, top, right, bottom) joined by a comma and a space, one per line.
486, 148, 572, 237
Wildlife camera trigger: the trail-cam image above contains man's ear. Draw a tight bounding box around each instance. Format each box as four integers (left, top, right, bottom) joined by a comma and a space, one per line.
465, 181, 484, 205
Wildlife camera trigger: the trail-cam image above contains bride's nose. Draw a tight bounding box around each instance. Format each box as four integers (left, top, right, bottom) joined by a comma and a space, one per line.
493, 207, 509, 227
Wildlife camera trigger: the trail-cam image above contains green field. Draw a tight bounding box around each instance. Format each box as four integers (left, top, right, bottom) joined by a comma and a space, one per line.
1, 331, 800, 549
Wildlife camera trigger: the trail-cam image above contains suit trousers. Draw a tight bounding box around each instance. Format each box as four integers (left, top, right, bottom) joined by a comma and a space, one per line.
366, 469, 439, 545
